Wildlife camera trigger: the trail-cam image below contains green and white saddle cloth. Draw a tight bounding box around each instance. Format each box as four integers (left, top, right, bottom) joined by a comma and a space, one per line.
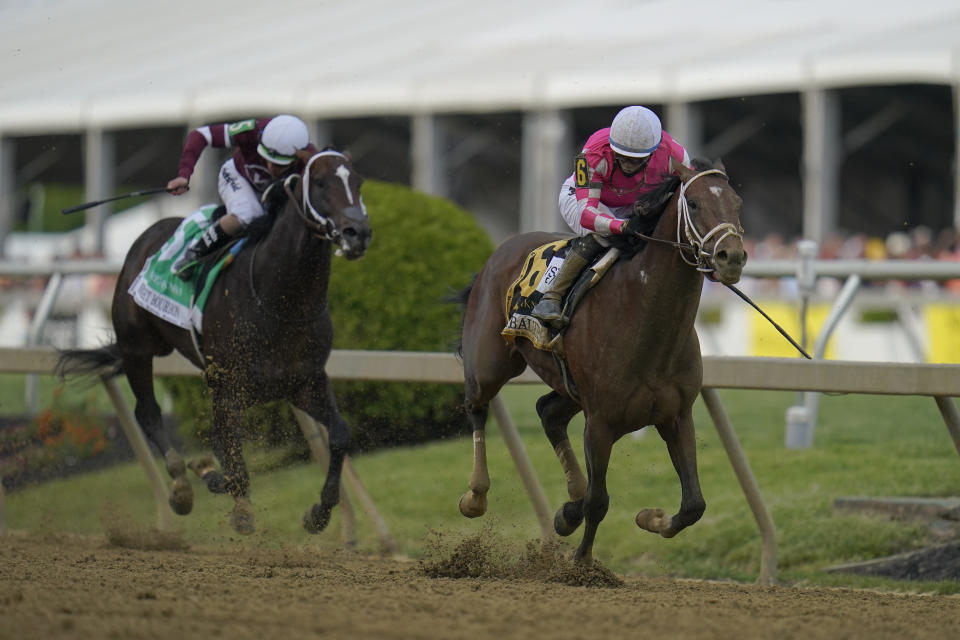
127, 204, 236, 333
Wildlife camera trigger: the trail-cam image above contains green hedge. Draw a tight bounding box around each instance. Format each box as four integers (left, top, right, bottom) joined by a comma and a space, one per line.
328, 180, 494, 450
167, 180, 494, 453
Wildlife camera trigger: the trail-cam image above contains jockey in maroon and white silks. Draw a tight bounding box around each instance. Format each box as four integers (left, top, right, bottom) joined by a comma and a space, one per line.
172, 116, 317, 226
560, 126, 690, 237
166, 114, 317, 278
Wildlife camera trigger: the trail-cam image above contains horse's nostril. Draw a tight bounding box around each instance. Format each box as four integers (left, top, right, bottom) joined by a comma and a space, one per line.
716, 249, 728, 264
342, 228, 357, 239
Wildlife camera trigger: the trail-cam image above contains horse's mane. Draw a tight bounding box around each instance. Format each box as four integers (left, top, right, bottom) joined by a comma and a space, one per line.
633, 157, 715, 216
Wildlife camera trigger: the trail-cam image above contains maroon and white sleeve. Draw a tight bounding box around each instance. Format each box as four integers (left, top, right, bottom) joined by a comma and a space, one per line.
176, 123, 232, 180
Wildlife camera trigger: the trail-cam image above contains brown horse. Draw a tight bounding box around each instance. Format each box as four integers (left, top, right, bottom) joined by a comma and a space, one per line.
57, 149, 372, 535
457, 158, 746, 564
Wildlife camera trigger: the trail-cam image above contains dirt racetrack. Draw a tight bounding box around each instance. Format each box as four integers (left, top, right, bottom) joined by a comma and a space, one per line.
2, 531, 960, 640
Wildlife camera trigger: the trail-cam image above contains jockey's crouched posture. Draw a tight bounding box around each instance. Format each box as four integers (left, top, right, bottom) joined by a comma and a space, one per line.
167, 114, 317, 278
531, 105, 692, 329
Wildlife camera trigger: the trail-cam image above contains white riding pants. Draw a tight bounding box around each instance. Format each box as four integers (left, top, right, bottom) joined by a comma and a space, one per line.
218, 158, 265, 227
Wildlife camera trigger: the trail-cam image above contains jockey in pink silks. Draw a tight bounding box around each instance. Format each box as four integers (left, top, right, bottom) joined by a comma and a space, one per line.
531, 105, 692, 328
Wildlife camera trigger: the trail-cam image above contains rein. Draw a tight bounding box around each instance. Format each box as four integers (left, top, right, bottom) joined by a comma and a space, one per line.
632, 168, 810, 359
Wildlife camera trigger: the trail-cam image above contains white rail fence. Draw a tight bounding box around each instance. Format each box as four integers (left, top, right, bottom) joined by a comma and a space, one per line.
2, 346, 959, 586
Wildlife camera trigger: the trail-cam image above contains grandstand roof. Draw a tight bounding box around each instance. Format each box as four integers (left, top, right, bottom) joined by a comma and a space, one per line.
2, 0, 959, 134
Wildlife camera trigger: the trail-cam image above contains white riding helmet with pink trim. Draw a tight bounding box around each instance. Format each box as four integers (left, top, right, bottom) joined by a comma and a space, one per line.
257, 115, 309, 165
609, 106, 662, 158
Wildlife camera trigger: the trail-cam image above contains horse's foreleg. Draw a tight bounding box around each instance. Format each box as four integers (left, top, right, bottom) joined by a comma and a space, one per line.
458, 404, 490, 518
536, 391, 587, 535
574, 417, 613, 566
205, 396, 253, 534
636, 412, 706, 538
125, 358, 193, 516
296, 377, 349, 535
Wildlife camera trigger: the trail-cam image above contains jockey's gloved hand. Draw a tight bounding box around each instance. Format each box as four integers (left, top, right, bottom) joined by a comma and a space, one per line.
622, 214, 648, 237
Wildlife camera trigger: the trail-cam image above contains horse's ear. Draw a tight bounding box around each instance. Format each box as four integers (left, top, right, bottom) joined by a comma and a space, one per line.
670, 156, 694, 181
713, 157, 727, 174
295, 149, 313, 166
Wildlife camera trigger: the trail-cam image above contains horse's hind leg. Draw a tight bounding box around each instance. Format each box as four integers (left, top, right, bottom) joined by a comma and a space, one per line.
295, 373, 349, 535
636, 410, 706, 538
124, 356, 193, 515
458, 403, 491, 518
458, 271, 527, 519
458, 347, 524, 519
536, 391, 587, 536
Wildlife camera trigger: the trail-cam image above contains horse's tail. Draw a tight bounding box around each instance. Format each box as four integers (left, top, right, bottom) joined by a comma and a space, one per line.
445, 277, 476, 359
55, 343, 125, 383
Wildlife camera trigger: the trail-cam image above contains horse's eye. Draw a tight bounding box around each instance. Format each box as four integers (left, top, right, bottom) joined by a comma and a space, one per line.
688, 199, 699, 211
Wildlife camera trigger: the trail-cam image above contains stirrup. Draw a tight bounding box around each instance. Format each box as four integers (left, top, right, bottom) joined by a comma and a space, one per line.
532, 299, 566, 329
175, 264, 196, 281
174, 253, 198, 280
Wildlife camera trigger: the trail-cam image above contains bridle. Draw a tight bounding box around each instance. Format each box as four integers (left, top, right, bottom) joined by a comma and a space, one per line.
279, 149, 366, 246
249, 149, 364, 322
634, 168, 743, 274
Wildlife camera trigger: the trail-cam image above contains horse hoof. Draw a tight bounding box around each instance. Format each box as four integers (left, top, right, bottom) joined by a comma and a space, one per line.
554, 501, 583, 537
458, 491, 486, 518
231, 498, 255, 535
304, 503, 332, 534
636, 508, 670, 535
168, 475, 193, 515
573, 549, 594, 567
187, 456, 216, 478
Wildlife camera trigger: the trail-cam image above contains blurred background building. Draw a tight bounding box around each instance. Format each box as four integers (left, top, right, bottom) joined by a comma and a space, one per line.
1, 0, 959, 255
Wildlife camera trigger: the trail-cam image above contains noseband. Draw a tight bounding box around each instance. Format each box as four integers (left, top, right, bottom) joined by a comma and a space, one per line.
280, 150, 367, 245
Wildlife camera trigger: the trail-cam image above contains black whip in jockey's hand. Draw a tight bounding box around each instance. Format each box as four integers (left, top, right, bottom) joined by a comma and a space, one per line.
61, 186, 186, 214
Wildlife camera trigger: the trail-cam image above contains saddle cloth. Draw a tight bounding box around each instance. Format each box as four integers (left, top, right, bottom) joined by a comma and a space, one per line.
501, 238, 621, 352
500, 239, 571, 351
127, 204, 241, 334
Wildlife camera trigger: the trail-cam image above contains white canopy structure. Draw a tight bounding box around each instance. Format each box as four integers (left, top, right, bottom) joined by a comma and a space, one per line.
2, 0, 959, 129
1, 0, 959, 250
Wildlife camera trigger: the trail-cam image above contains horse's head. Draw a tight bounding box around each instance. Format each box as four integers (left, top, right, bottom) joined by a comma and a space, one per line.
293, 149, 372, 260
670, 157, 747, 285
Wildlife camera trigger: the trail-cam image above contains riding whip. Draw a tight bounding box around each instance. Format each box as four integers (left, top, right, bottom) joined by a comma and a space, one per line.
724, 283, 812, 359
61, 186, 184, 214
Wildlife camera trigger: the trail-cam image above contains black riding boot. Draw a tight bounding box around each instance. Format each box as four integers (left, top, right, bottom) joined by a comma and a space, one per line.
531, 234, 603, 329
173, 220, 233, 280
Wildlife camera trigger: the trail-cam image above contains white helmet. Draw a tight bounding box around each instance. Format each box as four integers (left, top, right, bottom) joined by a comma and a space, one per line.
257, 114, 309, 165
609, 106, 662, 158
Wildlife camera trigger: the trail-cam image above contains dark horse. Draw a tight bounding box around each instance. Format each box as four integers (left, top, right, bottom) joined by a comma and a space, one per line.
57, 149, 372, 535
457, 158, 746, 564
